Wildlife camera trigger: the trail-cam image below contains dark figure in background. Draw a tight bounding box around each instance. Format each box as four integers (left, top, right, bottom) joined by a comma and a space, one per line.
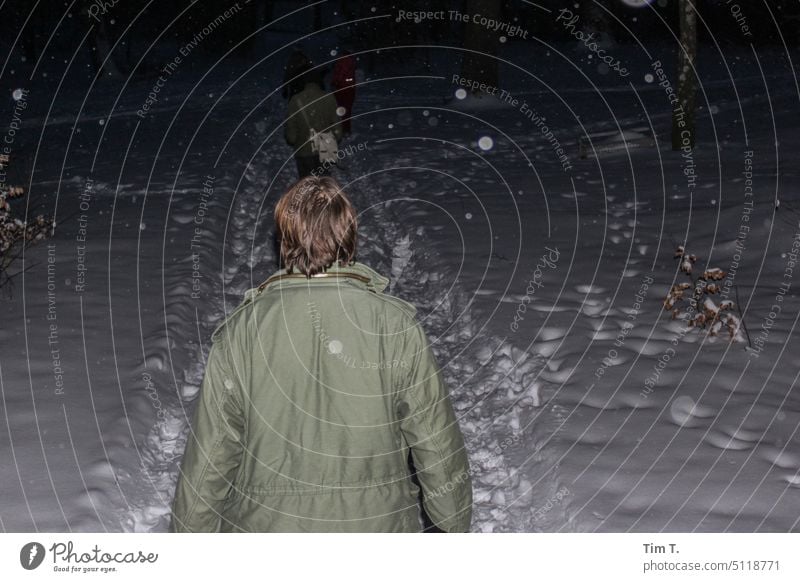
331, 51, 356, 135
285, 67, 342, 179
282, 49, 311, 100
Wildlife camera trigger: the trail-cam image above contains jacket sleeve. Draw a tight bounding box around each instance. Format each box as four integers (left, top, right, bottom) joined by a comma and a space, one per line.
398, 321, 472, 532
169, 337, 245, 532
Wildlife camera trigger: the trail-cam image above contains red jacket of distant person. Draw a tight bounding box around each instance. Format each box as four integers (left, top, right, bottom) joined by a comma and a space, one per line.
331, 53, 356, 133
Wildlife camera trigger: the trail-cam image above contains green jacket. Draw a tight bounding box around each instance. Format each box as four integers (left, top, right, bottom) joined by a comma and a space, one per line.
169, 262, 472, 532
285, 82, 343, 158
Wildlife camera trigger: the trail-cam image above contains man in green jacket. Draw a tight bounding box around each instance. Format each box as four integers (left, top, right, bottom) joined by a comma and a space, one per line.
285, 68, 343, 179
170, 176, 472, 532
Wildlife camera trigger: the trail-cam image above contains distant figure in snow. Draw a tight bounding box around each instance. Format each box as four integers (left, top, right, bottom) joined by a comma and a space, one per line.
284, 67, 343, 179
282, 48, 311, 100
331, 51, 356, 135
169, 176, 473, 532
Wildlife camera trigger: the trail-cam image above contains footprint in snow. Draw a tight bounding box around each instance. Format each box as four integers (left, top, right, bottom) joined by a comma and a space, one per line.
760, 447, 800, 470
575, 284, 607, 294
669, 396, 718, 428
704, 430, 754, 451
782, 474, 800, 488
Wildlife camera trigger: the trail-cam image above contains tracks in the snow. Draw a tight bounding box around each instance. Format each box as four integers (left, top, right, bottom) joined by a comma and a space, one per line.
341, 151, 565, 532
126, 130, 566, 532
122, 154, 274, 532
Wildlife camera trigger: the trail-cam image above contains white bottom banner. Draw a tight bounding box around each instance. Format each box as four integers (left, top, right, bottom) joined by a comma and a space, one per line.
1, 533, 796, 581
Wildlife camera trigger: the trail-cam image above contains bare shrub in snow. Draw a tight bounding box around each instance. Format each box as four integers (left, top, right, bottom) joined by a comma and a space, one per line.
663, 246, 745, 342
1, 163, 52, 293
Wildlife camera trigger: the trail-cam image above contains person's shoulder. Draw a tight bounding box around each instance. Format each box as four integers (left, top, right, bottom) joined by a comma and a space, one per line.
376, 294, 431, 355
295, 84, 330, 107
290, 85, 313, 101
333, 262, 419, 321
338, 288, 423, 346
372, 291, 418, 322
287, 92, 301, 110
210, 287, 262, 343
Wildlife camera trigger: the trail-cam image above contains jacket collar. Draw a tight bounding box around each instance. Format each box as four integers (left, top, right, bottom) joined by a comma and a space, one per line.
254, 262, 390, 296
214, 263, 402, 343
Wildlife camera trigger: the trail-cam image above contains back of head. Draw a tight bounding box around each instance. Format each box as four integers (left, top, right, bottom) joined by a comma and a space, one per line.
275, 176, 358, 277
298, 65, 325, 91
286, 49, 310, 73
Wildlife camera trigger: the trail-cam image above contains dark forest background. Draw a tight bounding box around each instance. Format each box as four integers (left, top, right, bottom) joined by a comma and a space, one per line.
2, 1, 798, 82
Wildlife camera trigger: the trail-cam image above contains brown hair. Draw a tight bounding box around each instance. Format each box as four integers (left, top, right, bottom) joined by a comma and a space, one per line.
274, 176, 358, 276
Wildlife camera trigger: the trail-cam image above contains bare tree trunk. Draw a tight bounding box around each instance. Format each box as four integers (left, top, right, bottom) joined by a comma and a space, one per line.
87, 10, 122, 78
460, 0, 501, 90
672, 0, 697, 150
76, 0, 117, 76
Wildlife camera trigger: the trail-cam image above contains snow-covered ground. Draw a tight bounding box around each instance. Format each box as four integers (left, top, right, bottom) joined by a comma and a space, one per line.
1, 27, 799, 532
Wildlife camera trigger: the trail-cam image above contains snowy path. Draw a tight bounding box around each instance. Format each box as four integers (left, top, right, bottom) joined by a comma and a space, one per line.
338, 149, 565, 532
119, 89, 800, 532
121, 150, 279, 531
121, 118, 568, 532
3, 37, 799, 534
